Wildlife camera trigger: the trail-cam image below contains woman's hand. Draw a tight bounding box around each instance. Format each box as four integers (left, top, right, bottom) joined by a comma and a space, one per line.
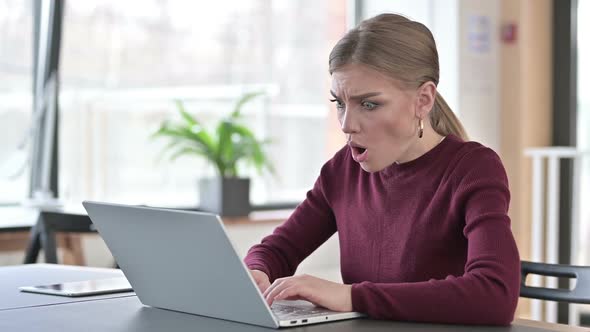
263, 274, 353, 312
249, 269, 271, 293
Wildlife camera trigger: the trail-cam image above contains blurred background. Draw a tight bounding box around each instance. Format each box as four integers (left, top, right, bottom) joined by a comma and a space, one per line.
0, 0, 588, 327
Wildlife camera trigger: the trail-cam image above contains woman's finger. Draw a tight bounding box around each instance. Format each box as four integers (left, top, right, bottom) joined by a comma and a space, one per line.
264, 279, 293, 305
275, 285, 303, 301
263, 276, 287, 298
257, 280, 270, 293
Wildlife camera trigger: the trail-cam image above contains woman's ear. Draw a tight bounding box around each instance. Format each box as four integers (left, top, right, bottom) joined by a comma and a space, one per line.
414, 81, 437, 118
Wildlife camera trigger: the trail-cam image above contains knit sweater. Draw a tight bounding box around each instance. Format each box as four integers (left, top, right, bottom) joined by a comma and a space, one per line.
244, 134, 520, 325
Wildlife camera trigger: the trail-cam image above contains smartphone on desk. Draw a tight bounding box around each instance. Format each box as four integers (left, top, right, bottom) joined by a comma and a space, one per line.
19, 277, 133, 297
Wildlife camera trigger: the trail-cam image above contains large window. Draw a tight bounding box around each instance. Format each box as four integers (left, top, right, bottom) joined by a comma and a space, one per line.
58, 1, 347, 207
0, 0, 33, 205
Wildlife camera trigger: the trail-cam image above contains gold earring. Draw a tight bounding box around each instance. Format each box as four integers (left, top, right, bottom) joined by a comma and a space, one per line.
418, 119, 424, 138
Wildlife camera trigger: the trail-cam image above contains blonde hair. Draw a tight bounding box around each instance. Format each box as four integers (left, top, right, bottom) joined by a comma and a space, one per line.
329, 13, 468, 140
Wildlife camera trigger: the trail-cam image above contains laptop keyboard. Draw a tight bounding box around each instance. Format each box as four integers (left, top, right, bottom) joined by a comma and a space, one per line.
271, 300, 338, 320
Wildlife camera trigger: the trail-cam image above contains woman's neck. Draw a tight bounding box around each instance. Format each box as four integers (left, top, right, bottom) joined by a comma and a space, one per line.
396, 128, 445, 164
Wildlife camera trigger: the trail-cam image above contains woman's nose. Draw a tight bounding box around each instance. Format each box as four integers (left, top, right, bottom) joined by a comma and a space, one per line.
340, 110, 359, 134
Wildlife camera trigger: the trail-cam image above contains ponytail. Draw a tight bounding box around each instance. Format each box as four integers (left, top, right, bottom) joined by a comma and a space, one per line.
430, 92, 468, 141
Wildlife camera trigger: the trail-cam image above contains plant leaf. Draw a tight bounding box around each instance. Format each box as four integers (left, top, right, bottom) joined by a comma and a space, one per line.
223, 123, 274, 175
231, 91, 264, 118
175, 100, 197, 126
152, 95, 274, 178
168, 146, 205, 161
153, 120, 218, 164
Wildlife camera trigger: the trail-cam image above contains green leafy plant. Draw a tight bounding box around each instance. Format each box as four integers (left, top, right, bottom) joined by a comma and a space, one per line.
152, 92, 274, 178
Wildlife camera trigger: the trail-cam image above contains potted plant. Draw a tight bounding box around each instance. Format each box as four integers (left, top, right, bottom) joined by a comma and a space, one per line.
152, 92, 274, 216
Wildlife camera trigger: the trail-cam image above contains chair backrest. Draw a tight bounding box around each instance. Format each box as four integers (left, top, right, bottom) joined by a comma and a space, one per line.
520, 260, 590, 304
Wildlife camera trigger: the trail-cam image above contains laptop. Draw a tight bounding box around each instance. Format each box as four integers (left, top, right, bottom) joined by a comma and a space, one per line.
82, 201, 364, 328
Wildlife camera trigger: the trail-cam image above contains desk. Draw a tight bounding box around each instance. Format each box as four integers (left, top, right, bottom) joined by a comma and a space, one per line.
0, 264, 586, 332
23, 208, 94, 264
0, 263, 133, 311
0, 206, 292, 265
0, 207, 86, 265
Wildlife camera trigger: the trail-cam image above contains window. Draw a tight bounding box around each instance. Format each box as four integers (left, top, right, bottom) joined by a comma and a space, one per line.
0, 0, 33, 205
58, 1, 347, 207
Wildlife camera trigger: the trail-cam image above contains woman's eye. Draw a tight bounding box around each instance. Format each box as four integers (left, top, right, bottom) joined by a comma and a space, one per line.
362, 101, 378, 110
330, 99, 345, 110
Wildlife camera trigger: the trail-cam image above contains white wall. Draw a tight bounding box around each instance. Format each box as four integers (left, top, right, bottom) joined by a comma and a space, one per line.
458, 0, 501, 150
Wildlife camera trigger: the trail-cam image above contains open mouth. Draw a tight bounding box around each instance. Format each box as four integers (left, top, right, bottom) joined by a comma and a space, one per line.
353, 146, 367, 155
349, 143, 368, 162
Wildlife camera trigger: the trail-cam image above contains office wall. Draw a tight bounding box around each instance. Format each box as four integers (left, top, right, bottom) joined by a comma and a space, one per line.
499, 0, 553, 319
499, 0, 553, 265
458, 0, 501, 150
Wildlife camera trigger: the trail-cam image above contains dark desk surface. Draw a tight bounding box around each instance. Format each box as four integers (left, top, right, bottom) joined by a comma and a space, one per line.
1, 295, 587, 332
0, 263, 134, 311
0, 264, 587, 332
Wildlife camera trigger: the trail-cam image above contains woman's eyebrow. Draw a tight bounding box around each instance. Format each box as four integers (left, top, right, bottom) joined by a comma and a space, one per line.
330, 90, 382, 100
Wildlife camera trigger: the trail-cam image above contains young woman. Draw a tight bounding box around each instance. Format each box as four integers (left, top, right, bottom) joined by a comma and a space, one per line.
244, 13, 520, 325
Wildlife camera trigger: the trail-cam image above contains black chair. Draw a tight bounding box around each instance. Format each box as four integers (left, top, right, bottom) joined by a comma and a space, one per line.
520, 260, 590, 304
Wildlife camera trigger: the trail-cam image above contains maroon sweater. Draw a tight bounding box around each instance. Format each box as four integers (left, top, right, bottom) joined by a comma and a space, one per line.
244, 134, 520, 325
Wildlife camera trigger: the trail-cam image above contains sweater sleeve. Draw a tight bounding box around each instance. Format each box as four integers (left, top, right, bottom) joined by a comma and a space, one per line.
350, 148, 521, 325
243, 166, 337, 282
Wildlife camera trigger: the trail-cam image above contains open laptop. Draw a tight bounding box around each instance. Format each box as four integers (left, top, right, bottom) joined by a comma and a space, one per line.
82, 201, 364, 328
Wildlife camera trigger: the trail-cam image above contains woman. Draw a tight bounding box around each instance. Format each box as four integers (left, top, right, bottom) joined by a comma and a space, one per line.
244, 13, 520, 325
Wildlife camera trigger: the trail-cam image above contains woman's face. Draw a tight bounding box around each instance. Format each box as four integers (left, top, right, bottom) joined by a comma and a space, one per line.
330, 63, 422, 172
